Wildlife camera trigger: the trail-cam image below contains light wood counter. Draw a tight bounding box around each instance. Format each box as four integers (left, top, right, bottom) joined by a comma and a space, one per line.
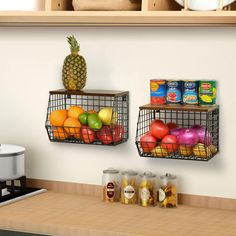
0, 191, 236, 236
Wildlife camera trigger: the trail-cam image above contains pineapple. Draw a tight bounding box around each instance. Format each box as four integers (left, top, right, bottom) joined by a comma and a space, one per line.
62, 35, 87, 90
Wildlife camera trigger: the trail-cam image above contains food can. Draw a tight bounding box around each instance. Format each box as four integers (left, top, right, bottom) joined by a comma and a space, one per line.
199, 80, 216, 106
121, 170, 138, 204
166, 81, 182, 104
159, 173, 177, 208
182, 81, 199, 105
150, 80, 166, 105
139, 171, 157, 207
102, 168, 120, 202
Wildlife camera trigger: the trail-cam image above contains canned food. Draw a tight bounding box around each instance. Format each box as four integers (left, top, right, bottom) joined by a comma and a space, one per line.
182, 81, 199, 105
159, 173, 177, 208
139, 171, 157, 207
150, 80, 166, 105
199, 80, 216, 106
166, 81, 182, 104
121, 170, 138, 204
102, 168, 120, 203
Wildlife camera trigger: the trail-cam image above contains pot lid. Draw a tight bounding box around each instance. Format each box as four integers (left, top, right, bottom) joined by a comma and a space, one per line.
0, 144, 25, 157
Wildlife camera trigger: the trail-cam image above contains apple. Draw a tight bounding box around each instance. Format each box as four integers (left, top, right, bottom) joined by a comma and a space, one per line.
161, 135, 179, 153
81, 126, 95, 143
140, 132, 157, 153
112, 125, 124, 143
97, 126, 113, 145
150, 120, 169, 140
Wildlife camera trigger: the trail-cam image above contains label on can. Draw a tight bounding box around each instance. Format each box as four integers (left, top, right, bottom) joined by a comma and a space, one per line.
124, 185, 135, 199
182, 81, 198, 105
106, 182, 115, 199
150, 80, 166, 105
199, 80, 216, 106
166, 81, 182, 104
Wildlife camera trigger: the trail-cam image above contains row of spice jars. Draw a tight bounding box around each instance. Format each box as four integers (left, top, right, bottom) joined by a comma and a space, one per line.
102, 168, 177, 208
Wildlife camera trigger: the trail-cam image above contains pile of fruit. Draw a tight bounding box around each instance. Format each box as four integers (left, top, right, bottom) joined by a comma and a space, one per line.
140, 120, 217, 159
49, 106, 124, 145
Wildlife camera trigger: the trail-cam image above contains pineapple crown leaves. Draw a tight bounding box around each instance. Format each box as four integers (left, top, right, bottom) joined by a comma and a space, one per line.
67, 35, 80, 54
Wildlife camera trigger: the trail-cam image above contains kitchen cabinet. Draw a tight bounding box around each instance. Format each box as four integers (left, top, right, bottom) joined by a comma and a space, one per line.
1, 0, 236, 26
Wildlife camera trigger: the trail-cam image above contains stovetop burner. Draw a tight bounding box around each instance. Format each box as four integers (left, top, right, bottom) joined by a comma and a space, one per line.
0, 176, 46, 206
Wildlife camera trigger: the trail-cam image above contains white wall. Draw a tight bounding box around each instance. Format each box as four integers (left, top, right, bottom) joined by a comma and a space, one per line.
0, 26, 235, 199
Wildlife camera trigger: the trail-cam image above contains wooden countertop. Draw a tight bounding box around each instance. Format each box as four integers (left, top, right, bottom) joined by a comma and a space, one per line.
0, 191, 236, 236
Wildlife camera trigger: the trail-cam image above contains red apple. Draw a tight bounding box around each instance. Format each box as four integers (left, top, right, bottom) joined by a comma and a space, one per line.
81, 126, 95, 143
112, 125, 125, 143
150, 120, 169, 140
161, 135, 179, 153
97, 126, 113, 145
166, 122, 178, 130
140, 132, 157, 153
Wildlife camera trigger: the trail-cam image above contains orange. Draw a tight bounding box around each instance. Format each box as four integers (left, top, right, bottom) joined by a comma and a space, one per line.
88, 110, 97, 114
68, 106, 85, 119
64, 117, 81, 138
50, 110, 68, 126
53, 127, 69, 140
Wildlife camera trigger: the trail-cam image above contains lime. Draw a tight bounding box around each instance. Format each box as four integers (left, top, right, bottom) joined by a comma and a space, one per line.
79, 112, 89, 125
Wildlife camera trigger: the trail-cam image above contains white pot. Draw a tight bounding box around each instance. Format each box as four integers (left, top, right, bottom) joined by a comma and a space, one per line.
0, 0, 44, 11
0, 144, 25, 181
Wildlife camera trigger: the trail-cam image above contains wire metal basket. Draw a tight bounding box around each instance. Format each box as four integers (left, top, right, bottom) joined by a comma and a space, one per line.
135, 104, 219, 161
45, 89, 129, 146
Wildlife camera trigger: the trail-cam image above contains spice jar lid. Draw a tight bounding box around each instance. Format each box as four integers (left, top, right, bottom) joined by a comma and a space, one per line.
103, 168, 119, 174
160, 173, 176, 180
122, 169, 138, 176
140, 171, 156, 178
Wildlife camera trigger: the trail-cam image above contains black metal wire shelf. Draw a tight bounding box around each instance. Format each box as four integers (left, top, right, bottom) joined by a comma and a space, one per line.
45, 89, 129, 146
135, 104, 219, 161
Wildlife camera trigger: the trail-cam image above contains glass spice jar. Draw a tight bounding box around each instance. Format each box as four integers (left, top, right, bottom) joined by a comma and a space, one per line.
102, 168, 120, 202
121, 170, 138, 204
139, 171, 157, 207
159, 173, 177, 208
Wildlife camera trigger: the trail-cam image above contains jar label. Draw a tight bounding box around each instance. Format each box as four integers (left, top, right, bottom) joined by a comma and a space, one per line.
159, 188, 166, 202
139, 187, 150, 202
124, 185, 135, 199
106, 182, 115, 199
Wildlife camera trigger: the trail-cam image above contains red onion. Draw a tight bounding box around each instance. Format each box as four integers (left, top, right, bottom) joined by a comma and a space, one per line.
178, 129, 199, 146
170, 128, 186, 138
191, 125, 212, 146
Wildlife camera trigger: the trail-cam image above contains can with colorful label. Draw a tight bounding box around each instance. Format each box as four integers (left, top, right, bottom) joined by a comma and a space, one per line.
199, 80, 216, 106
182, 81, 199, 105
150, 80, 166, 105
166, 81, 182, 104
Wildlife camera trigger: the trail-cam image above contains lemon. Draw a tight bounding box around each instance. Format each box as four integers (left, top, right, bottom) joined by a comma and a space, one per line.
98, 108, 117, 126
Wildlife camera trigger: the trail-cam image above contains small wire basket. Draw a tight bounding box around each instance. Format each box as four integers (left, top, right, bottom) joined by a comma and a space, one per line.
135, 104, 219, 161
45, 89, 129, 146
